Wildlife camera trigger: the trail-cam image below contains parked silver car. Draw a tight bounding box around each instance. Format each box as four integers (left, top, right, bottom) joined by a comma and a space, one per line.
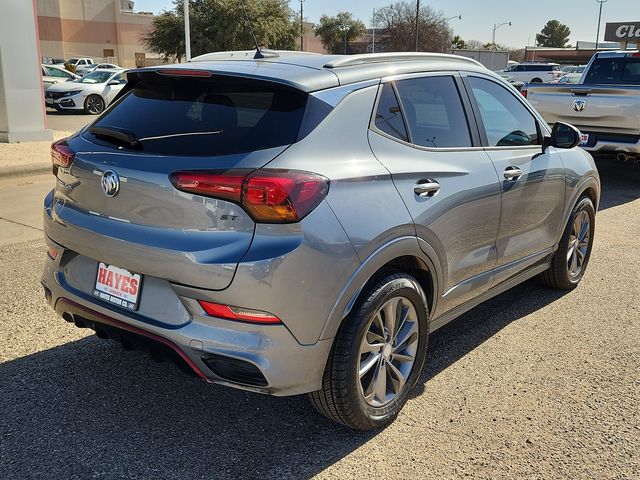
45, 68, 127, 114
42, 51, 600, 430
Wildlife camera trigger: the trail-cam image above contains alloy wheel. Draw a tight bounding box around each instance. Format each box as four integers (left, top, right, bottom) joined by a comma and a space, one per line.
86, 96, 104, 114
567, 210, 590, 277
358, 296, 419, 407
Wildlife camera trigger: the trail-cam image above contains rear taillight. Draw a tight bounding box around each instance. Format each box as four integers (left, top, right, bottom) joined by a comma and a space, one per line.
170, 170, 329, 223
521, 87, 528, 98
198, 300, 282, 324
51, 139, 75, 169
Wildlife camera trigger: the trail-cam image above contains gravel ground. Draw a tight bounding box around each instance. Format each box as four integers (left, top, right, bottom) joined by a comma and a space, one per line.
0, 159, 638, 479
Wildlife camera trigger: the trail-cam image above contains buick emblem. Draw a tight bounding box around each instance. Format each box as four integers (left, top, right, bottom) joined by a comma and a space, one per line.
101, 170, 120, 197
573, 99, 587, 112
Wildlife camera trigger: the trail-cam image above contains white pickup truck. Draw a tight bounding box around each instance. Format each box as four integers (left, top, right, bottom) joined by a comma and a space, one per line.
525, 51, 640, 160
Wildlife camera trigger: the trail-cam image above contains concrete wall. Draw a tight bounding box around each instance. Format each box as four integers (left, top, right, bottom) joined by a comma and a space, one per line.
0, 0, 52, 142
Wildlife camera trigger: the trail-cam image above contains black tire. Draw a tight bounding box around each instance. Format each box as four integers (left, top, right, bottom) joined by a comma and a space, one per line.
309, 272, 429, 430
540, 196, 595, 290
84, 94, 105, 115
531, 77, 543, 83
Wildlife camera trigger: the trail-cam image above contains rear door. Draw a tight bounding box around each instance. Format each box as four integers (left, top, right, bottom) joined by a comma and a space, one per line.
47, 71, 308, 291
462, 74, 565, 284
368, 73, 502, 313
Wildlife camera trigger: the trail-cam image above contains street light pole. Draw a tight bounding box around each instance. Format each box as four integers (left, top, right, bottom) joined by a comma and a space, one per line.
184, 0, 191, 61
443, 15, 462, 52
299, 0, 305, 52
491, 21, 511, 70
415, 0, 420, 51
595, 0, 608, 50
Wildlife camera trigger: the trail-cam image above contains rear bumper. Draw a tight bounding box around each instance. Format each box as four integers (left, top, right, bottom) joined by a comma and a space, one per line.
579, 131, 640, 154
42, 256, 334, 396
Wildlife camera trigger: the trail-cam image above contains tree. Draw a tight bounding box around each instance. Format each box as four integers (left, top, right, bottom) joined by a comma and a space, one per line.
373, 1, 452, 53
536, 20, 571, 48
464, 39, 485, 50
451, 35, 466, 50
315, 12, 366, 54
143, 0, 298, 62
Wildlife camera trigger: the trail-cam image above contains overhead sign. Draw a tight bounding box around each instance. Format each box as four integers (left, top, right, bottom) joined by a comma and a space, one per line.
604, 22, 640, 42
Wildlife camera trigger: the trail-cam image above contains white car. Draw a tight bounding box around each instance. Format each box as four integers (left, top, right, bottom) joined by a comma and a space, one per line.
45, 69, 127, 115
76, 63, 121, 76
499, 62, 562, 83
41, 64, 79, 90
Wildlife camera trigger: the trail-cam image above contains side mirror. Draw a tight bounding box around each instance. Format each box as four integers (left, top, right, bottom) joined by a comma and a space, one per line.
543, 122, 581, 151
107, 80, 120, 86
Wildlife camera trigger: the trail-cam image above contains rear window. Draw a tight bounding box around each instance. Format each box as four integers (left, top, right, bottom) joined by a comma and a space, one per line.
584, 57, 640, 84
88, 73, 308, 156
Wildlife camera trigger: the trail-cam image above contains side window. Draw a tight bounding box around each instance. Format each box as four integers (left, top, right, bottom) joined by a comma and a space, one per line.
373, 83, 409, 142
468, 76, 539, 147
395, 76, 472, 148
48, 68, 70, 78
515, 65, 525, 72
112, 73, 127, 84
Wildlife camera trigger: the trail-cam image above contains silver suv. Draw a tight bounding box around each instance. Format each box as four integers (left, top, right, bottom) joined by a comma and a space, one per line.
42, 51, 600, 430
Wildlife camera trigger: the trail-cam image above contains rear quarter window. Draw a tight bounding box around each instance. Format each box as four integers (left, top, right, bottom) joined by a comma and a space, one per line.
88, 73, 308, 156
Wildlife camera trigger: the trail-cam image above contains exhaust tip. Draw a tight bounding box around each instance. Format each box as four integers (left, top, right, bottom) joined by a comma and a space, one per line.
62, 312, 74, 323
617, 153, 630, 162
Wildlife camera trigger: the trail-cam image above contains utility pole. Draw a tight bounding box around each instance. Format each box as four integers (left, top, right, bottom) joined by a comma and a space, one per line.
184, 0, 191, 61
415, 0, 420, 51
299, 0, 305, 51
595, 0, 608, 50
372, 8, 376, 53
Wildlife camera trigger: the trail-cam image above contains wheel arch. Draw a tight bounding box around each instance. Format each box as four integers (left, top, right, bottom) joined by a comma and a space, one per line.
556, 175, 600, 247
319, 236, 442, 341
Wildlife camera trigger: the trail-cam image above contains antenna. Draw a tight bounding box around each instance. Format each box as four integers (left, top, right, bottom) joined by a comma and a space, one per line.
240, 1, 263, 59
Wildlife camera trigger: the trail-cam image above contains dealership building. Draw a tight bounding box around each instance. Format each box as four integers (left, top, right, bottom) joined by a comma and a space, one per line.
523, 22, 639, 64
36, 0, 162, 67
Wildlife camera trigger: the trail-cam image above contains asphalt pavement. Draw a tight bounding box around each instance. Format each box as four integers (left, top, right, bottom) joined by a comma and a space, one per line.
0, 159, 638, 479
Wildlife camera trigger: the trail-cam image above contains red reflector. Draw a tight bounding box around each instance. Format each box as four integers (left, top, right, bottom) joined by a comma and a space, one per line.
51, 139, 75, 168
47, 247, 58, 260
170, 169, 329, 224
198, 301, 282, 324
157, 69, 213, 77
632, 52, 640, 58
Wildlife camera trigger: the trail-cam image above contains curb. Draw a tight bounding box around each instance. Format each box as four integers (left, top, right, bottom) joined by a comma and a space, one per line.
0, 164, 51, 179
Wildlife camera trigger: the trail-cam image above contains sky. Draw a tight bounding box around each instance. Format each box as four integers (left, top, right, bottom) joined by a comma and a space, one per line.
133, 0, 635, 49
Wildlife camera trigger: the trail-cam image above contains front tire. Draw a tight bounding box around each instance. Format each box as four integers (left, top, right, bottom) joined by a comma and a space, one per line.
309, 272, 429, 430
84, 94, 105, 115
540, 196, 595, 290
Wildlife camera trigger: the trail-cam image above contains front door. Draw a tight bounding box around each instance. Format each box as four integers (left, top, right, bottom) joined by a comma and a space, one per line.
463, 75, 566, 284
368, 74, 502, 314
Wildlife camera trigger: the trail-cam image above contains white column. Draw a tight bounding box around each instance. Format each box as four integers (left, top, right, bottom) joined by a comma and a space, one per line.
0, 0, 53, 143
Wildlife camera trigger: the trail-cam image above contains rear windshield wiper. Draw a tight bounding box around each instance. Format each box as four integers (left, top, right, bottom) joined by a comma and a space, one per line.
88, 125, 140, 148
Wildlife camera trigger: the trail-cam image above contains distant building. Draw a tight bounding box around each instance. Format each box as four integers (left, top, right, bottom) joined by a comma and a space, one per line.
36, 0, 164, 68
300, 22, 327, 54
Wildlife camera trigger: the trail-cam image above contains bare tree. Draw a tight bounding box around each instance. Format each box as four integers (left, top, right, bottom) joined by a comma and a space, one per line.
373, 1, 451, 53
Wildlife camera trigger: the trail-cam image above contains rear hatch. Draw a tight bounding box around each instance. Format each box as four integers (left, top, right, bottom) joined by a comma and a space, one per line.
46, 70, 308, 290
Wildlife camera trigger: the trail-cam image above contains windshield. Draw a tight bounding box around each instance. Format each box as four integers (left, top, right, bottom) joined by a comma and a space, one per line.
77, 71, 114, 84
68, 58, 78, 63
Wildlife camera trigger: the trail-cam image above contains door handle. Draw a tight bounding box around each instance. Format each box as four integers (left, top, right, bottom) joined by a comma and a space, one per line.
504, 166, 523, 181
414, 180, 440, 197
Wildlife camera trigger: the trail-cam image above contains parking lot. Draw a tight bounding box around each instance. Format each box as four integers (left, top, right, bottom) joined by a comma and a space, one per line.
0, 158, 638, 479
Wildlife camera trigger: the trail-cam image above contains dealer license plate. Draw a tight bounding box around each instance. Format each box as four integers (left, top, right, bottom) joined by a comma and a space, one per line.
93, 262, 142, 311
579, 133, 589, 146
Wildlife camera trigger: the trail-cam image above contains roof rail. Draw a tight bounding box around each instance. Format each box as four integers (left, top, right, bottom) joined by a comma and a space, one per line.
323, 52, 484, 69
190, 50, 320, 62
